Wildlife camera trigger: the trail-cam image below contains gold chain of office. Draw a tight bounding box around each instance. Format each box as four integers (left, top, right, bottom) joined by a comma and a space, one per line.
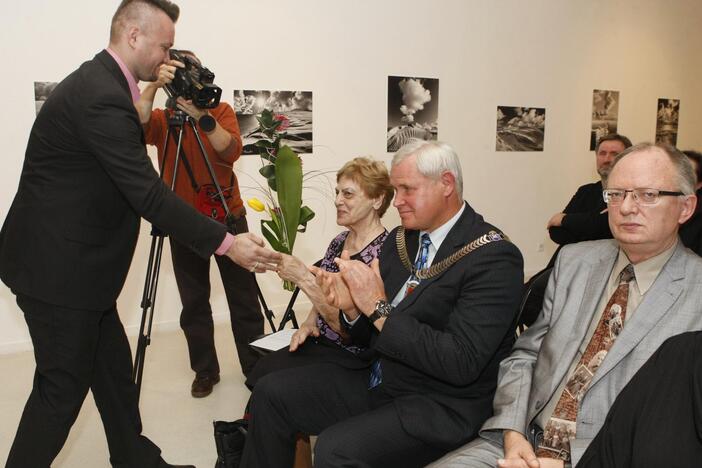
396, 228, 508, 280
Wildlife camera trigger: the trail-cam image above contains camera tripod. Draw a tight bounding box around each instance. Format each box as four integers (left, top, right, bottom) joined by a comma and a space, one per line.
132, 107, 277, 401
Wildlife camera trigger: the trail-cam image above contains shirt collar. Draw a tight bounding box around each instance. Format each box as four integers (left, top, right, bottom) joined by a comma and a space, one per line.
614, 240, 678, 295
420, 202, 465, 251
106, 48, 141, 103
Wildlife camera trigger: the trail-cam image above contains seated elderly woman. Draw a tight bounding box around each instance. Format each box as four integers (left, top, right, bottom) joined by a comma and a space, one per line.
245, 156, 394, 388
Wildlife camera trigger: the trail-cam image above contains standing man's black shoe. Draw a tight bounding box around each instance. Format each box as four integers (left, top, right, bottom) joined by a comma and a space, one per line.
191, 374, 220, 398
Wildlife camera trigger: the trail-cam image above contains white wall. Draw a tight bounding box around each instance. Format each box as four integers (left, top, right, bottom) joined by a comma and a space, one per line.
1, 0, 701, 351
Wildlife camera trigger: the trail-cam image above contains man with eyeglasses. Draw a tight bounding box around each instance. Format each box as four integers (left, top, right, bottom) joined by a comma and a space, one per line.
431, 142, 702, 468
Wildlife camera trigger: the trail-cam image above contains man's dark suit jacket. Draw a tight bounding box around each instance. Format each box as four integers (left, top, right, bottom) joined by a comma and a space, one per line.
348, 203, 524, 449
549, 180, 612, 246
679, 187, 702, 257
546, 180, 612, 269
0, 50, 226, 311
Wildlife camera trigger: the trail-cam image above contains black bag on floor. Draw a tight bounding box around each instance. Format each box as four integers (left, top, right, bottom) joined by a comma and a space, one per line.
213, 419, 248, 468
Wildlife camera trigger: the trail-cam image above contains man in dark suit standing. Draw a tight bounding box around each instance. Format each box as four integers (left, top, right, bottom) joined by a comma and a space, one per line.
241, 140, 524, 467
0, 1, 280, 467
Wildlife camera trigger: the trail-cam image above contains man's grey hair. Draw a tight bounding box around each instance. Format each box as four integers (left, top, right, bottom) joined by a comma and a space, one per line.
392, 140, 463, 198
609, 142, 696, 195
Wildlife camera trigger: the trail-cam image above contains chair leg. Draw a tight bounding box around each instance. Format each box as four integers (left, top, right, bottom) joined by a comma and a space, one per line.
293, 434, 312, 468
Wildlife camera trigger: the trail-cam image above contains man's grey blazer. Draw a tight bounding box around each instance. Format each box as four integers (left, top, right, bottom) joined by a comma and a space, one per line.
480, 239, 702, 465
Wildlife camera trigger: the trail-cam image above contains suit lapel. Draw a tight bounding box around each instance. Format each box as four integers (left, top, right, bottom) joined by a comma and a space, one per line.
384, 229, 417, 301
542, 251, 615, 397
96, 50, 133, 100
589, 243, 686, 388
393, 203, 475, 312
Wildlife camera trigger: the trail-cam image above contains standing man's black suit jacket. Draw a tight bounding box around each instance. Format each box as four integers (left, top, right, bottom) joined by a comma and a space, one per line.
349, 203, 524, 449
0, 50, 227, 311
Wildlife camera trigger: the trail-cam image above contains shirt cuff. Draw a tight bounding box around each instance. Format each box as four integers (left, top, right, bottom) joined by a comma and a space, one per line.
341, 310, 361, 327
215, 232, 235, 256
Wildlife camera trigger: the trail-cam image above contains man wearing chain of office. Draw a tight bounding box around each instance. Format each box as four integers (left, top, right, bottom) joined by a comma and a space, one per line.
240, 139, 524, 467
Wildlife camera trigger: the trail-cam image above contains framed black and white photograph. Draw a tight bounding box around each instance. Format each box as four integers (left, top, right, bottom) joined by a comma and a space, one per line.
496, 106, 546, 152
387, 76, 439, 152
232, 90, 313, 155
655, 98, 679, 147
34, 81, 58, 115
590, 89, 619, 150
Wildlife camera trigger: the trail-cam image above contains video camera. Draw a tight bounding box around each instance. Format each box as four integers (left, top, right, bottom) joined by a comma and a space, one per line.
165, 49, 222, 109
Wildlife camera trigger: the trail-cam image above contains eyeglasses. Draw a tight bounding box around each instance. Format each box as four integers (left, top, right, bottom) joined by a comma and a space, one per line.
602, 188, 684, 205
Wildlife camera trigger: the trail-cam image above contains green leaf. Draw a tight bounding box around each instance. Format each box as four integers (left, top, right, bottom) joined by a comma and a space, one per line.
260, 219, 287, 253
299, 206, 315, 224
259, 164, 275, 178
258, 164, 277, 191
255, 140, 275, 149
258, 151, 276, 164
275, 146, 303, 252
297, 206, 315, 232
267, 177, 277, 191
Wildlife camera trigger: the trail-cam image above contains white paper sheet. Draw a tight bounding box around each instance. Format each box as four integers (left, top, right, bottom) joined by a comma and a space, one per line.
249, 329, 296, 351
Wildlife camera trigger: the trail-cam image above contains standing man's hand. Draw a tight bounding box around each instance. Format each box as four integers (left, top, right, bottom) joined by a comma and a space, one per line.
153, 59, 183, 88
226, 232, 281, 273
134, 59, 183, 124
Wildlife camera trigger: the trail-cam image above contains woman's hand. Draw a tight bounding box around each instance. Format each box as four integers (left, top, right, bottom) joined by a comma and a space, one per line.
277, 254, 310, 285
289, 321, 320, 352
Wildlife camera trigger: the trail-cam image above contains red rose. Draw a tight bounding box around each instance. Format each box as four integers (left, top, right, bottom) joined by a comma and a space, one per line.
273, 113, 290, 132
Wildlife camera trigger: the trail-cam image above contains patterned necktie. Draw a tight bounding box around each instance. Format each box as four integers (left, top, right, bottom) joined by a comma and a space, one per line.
369, 233, 432, 389
536, 264, 635, 461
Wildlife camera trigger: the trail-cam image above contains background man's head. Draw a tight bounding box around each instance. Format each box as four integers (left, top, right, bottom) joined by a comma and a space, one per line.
595, 133, 632, 180
109, 0, 180, 82
390, 140, 463, 232
605, 143, 696, 263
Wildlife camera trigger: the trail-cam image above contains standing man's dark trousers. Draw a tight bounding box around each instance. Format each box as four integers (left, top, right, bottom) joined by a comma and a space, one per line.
170, 215, 262, 378
241, 363, 447, 468
6, 295, 164, 468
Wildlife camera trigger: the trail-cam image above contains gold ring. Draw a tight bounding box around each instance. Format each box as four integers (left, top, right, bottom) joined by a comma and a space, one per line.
250, 261, 259, 272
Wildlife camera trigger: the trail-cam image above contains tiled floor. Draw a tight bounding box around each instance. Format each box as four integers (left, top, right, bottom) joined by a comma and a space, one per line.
0, 323, 252, 467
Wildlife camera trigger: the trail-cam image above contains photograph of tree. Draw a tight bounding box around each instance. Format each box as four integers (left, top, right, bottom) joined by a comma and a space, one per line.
387, 76, 439, 152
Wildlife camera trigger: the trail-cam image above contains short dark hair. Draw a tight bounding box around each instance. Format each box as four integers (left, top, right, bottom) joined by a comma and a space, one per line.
682, 150, 702, 184
595, 133, 633, 153
110, 0, 180, 40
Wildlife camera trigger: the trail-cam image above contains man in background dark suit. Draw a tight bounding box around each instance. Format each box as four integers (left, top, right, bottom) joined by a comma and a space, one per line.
545, 134, 632, 267
0, 1, 280, 467
241, 140, 524, 467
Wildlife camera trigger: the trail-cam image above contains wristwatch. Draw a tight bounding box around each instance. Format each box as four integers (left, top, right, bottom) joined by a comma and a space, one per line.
368, 299, 392, 323
198, 113, 216, 132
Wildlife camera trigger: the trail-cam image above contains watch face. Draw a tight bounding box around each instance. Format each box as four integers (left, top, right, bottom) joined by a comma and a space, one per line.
375, 300, 391, 317
199, 114, 216, 132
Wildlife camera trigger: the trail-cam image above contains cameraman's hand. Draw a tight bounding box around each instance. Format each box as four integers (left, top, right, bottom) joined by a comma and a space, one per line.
226, 232, 282, 273
154, 59, 184, 88
176, 97, 207, 121
135, 59, 184, 124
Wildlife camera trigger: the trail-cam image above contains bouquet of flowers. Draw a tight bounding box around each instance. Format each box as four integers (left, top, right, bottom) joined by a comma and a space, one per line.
247, 110, 314, 290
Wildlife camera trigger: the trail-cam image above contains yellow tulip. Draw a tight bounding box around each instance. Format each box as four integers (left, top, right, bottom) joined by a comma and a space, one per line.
247, 197, 266, 212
